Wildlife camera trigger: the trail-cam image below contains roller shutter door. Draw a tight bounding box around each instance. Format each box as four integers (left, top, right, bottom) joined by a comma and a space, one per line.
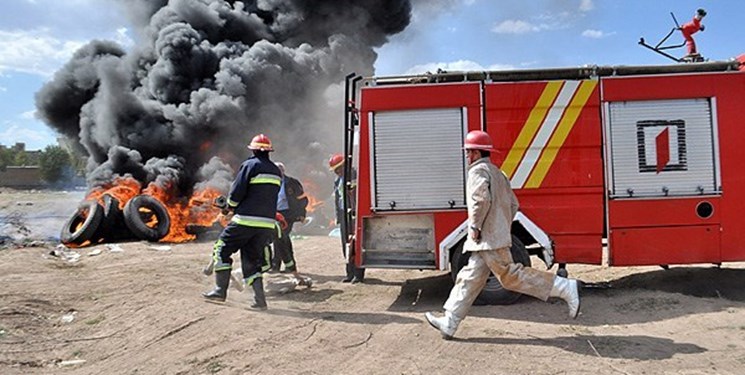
371, 108, 467, 210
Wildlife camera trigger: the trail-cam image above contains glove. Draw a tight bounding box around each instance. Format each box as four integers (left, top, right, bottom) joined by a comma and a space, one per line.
275, 212, 288, 230
699, 24, 705, 31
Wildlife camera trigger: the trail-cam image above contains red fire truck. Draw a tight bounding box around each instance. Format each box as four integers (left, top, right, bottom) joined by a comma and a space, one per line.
340, 56, 745, 304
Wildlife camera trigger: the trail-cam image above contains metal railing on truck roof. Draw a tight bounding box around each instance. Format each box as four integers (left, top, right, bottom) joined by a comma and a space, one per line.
364, 59, 742, 86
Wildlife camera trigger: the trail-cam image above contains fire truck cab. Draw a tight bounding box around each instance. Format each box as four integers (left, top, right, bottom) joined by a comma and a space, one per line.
341, 58, 745, 304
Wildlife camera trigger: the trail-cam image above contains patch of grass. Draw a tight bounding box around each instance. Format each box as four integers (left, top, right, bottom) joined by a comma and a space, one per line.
72, 349, 82, 357
207, 361, 224, 374
85, 315, 105, 325
0, 327, 6, 338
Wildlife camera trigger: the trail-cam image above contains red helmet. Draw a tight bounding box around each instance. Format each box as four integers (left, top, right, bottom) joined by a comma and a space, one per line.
328, 153, 344, 171
463, 130, 496, 151
247, 134, 274, 152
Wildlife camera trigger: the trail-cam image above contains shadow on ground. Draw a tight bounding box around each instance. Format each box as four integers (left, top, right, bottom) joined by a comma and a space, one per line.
460, 334, 705, 360
388, 266, 745, 326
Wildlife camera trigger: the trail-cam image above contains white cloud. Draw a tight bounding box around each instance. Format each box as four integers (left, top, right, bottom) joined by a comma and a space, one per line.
114, 27, 135, 48
0, 123, 53, 147
579, 0, 594, 12
0, 28, 86, 76
491, 20, 545, 34
0, 86, 6, 92
20, 110, 37, 120
404, 60, 513, 75
581, 29, 615, 39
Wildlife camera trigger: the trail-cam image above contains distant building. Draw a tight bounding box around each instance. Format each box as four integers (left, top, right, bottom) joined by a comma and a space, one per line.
0, 166, 45, 188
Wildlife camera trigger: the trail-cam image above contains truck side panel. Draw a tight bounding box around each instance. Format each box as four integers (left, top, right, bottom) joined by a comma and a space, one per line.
485, 80, 604, 264
357, 83, 480, 269
602, 71, 745, 265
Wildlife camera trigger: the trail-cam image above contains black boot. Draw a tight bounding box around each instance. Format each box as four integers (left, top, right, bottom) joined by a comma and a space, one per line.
202, 270, 230, 302
249, 277, 267, 311
342, 263, 354, 283
351, 266, 365, 284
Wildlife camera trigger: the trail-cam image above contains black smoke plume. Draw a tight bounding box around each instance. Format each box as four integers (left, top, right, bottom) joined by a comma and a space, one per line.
36, 0, 411, 197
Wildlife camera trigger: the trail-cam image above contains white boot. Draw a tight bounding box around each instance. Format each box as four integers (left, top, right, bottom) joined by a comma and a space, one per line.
425, 311, 460, 340
549, 276, 581, 319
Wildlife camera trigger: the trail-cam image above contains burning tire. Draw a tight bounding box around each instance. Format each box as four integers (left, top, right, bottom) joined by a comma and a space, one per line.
96, 194, 131, 242
450, 235, 531, 305
123, 195, 170, 242
60, 200, 104, 246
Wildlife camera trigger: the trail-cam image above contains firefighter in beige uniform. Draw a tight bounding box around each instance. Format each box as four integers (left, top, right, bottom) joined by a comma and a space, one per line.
425, 130, 582, 340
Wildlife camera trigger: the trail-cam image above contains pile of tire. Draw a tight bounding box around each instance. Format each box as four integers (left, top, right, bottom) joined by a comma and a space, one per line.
60, 194, 171, 246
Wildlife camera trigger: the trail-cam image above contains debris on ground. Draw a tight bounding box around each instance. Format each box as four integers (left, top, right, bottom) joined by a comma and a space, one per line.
148, 245, 172, 252
49, 244, 81, 263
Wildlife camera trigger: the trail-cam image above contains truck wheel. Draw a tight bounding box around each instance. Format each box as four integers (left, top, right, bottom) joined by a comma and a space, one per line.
123, 195, 170, 242
60, 200, 104, 246
450, 236, 531, 305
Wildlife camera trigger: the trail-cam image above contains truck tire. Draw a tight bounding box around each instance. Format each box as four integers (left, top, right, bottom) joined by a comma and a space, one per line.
450, 235, 531, 305
123, 195, 170, 242
60, 200, 104, 246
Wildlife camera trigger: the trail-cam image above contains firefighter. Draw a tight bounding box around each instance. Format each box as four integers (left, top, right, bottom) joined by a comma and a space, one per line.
680, 8, 707, 59
202, 133, 282, 310
271, 162, 310, 284
330, 153, 365, 283
425, 130, 582, 340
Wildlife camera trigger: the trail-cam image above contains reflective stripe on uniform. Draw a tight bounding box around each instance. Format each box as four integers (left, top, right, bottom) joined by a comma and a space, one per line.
231, 214, 277, 228
244, 272, 262, 286
261, 245, 272, 272
228, 198, 239, 207
249, 173, 281, 186
212, 239, 232, 271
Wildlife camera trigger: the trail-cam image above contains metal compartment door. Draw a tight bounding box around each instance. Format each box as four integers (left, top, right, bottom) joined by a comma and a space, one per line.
371, 108, 466, 211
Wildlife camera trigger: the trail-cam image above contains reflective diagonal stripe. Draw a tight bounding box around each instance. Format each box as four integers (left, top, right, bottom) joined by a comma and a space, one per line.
249, 174, 281, 186
502, 81, 563, 178
525, 80, 597, 188
511, 81, 580, 188
227, 198, 239, 207
231, 215, 277, 228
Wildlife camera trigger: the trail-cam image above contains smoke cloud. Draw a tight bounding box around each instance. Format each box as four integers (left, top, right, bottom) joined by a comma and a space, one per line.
36, 0, 412, 197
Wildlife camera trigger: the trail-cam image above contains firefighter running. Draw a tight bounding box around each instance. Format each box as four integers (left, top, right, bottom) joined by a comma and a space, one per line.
425, 130, 582, 340
202, 133, 281, 311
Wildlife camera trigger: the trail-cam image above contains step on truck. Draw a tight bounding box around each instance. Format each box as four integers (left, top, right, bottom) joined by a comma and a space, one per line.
340, 55, 745, 304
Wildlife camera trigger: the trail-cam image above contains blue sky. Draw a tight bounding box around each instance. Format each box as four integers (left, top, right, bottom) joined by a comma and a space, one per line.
1, 0, 743, 150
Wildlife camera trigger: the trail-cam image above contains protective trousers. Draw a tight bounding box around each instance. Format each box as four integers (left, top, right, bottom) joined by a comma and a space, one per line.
443, 247, 555, 320
272, 219, 297, 272
212, 222, 274, 285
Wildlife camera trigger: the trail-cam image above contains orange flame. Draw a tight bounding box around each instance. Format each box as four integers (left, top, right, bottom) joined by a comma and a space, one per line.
86, 176, 142, 208
300, 179, 325, 213
143, 183, 195, 243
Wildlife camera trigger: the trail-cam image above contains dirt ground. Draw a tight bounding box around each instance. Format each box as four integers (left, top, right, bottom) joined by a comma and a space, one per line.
1, 191, 744, 374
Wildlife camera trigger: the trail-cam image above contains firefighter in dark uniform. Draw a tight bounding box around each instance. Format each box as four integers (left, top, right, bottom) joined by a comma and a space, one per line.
202, 134, 281, 310
330, 153, 365, 283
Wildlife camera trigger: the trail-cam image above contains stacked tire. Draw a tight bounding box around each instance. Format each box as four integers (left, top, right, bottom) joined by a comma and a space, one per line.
60, 194, 171, 246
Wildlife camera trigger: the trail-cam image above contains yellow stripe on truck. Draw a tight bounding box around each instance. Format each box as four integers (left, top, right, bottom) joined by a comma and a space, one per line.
502, 81, 563, 179
524, 80, 597, 188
